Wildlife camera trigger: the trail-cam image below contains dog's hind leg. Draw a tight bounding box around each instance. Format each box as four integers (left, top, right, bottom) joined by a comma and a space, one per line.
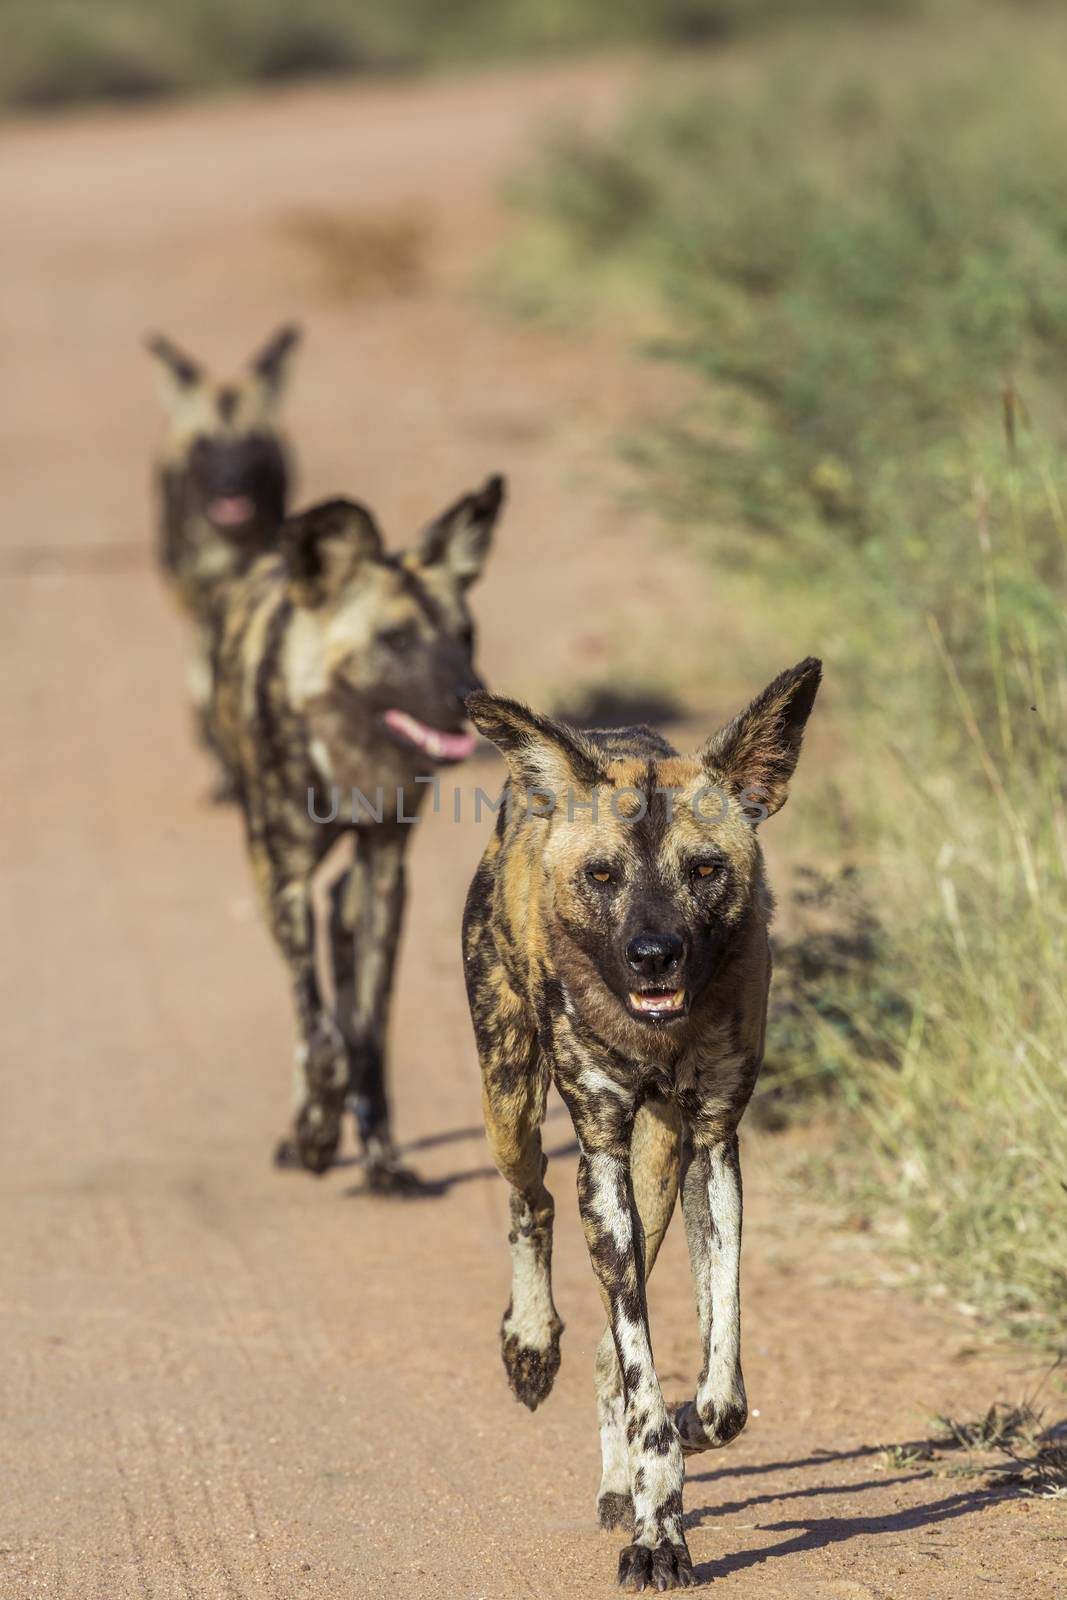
248, 833, 346, 1174
595, 1096, 680, 1533
673, 1133, 748, 1454
328, 829, 419, 1193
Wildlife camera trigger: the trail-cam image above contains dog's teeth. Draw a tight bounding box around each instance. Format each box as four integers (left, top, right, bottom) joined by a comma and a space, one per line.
629, 989, 687, 1013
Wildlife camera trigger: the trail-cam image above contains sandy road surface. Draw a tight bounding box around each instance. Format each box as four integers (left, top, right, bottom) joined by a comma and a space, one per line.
1, 56, 1062, 1600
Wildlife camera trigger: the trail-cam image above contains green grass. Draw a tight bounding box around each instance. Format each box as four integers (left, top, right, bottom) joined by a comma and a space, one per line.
515, 6, 1067, 1344
0, 0, 928, 110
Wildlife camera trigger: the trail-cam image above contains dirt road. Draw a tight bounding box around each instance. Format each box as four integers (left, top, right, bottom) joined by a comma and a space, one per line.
1, 57, 1061, 1600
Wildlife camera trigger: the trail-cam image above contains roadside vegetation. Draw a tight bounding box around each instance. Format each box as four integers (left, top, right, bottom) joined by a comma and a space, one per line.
509, 4, 1067, 1345
0, 0, 948, 110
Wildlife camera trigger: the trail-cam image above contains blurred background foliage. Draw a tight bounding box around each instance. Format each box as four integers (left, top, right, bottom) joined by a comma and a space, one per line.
0, 0, 1005, 109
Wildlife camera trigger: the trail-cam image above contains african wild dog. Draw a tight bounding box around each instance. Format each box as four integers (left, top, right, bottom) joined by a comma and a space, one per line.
462, 659, 821, 1590
145, 325, 301, 784
211, 475, 505, 1189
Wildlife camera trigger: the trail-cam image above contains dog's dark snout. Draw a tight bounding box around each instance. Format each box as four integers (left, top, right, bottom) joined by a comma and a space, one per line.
626, 932, 684, 980
455, 668, 484, 709
197, 441, 247, 495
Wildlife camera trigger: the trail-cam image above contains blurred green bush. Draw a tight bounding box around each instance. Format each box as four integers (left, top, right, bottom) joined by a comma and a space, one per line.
0, 0, 925, 109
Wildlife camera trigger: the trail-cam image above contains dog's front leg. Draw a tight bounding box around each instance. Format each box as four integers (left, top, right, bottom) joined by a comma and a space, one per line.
468, 942, 560, 1408
595, 1097, 681, 1533
674, 1133, 748, 1454
189, 621, 237, 799
248, 834, 345, 1174
572, 1120, 695, 1592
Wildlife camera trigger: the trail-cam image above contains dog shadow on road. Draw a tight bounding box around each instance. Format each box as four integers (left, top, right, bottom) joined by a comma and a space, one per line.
689, 1479, 1006, 1581
337, 1105, 577, 1199
684, 1425, 1065, 1580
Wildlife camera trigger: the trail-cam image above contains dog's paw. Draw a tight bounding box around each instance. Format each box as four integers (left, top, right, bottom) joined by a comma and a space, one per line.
364, 1157, 435, 1197
272, 1130, 337, 1175
360, 1135, 436, 1198
617, 1541, 697, 1592
273, 1136, 306, 1171
273, 1099, 342, 1176
674, 1393, 748, 1455
500, 1314, 563, 1411
597, 1491, 635, 1533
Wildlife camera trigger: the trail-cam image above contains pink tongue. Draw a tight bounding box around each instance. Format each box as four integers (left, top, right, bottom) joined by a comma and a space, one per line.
382, 709, 475, 762
208, 495, 255, 526
436, 728, 476, 760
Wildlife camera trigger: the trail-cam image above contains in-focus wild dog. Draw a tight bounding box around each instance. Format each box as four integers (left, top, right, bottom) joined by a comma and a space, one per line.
462, 659, 821, 1590
212, 476, 505, 1189
145, 325, 301, 785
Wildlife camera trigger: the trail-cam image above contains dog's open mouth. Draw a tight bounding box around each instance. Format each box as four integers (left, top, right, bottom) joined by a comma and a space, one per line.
627, 987, 688, 1020
207, 494, 256, 528
381, 709, 476, 764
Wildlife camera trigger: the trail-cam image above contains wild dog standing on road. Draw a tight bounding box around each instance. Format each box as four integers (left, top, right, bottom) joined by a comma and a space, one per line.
212, 476, 504, 1190
145, 325, 301, 786
462, 659, 821, 1590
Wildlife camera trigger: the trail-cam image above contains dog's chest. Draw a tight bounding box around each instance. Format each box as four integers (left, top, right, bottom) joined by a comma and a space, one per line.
607, 1012, 749, 1119
170, 519, 251, 617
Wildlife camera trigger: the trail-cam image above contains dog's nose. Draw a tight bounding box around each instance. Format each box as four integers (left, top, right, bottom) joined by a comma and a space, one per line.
626, 932, 684, 979
456, 669, 484, 708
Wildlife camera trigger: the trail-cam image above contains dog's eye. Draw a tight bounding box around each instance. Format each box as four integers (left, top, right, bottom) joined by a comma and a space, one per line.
378, 623, 417, 654
586, 865, 614, 885
692, 862, 720, 881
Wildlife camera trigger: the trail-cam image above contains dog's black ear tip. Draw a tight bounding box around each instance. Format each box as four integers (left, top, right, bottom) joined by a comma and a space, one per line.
781, 657, 822, 722
464, 689, 494, 719
145, 331, 201, 386
792, 655, 823, 686
775, 655, 822, 692
251, 323, 304, 376
477, 474, 507, 513
144, 330, 176, 360
464, 689, 520, 738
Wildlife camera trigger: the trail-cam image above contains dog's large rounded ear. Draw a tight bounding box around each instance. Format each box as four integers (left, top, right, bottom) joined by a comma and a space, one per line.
145, 332, 204, 411
280, 497, 382, 605
418, 474, 505, 591
465, 690, 605, 802
249, 324, 302, 403
699, 657, 822, 820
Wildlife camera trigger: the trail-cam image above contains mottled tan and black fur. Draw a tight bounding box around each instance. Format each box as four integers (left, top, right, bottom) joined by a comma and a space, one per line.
146, 326, 301, 782
462, 659, 821, 1590
213, 476, 504, 1188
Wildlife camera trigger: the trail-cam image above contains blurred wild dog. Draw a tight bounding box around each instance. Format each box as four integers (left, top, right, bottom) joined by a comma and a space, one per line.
212, 475, 504, 1189
462, 659, 821, 1591
145, 325, 301, 784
